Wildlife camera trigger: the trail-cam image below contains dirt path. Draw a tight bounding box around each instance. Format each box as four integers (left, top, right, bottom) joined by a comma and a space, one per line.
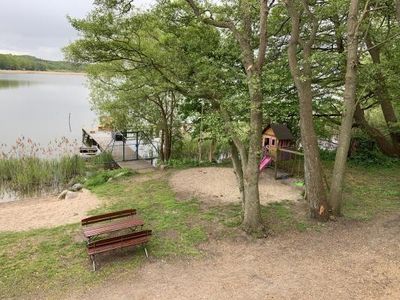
67, 213, 400, 300
0, 189, 101, 231
170, 167, 303, 205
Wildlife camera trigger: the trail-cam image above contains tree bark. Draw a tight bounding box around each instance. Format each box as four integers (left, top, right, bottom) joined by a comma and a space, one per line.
354, 103, 400, 156
160, 129, 165, 162
286, 0, 330, 221
209, 138, 216, 162
241, 73, 264, 232
396, 0, 400, 23
164, 126, 172, 161
329, 0, 360, 216
365, 36, 400, 155
230, 141, 245, 219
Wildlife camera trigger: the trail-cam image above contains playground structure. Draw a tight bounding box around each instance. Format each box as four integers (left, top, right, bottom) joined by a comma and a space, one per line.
259, 124, 304, 179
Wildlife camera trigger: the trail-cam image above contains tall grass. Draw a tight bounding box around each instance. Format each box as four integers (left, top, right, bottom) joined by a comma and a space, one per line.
0, 137, 85, 196
0, 156, 85, 195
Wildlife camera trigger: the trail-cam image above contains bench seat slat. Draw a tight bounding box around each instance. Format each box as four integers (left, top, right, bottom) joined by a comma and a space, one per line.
88, 236, 151, 255
81, 209, 137, 226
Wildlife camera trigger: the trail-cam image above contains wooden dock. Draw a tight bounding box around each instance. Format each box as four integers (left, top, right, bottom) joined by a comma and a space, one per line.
82, 128, 155, 172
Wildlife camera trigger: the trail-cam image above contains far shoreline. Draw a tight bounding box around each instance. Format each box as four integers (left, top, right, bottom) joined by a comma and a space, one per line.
0, 69, 86, 76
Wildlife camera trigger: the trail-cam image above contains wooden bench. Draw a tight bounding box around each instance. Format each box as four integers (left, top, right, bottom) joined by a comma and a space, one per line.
81, 209, 137, 226
87, 230, 152, 271
83, 216, 144, 241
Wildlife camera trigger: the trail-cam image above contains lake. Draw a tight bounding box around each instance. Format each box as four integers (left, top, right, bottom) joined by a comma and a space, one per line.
0, 71, 97, 154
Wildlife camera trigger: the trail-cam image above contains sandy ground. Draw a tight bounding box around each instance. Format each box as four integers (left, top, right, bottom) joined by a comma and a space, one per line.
0, 189, 101, 232
67, 213, 400, 300
170, 167, 303, 205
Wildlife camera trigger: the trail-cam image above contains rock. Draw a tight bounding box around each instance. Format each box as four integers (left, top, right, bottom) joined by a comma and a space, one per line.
65, 191, 79, 200
70, 183, 83, 192
57, 190, 68, 200
159, 164, 167, 171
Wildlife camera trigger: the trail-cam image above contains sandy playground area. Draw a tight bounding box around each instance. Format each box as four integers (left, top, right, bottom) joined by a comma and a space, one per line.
0, 189, 101, 232
170, 167, 303, 205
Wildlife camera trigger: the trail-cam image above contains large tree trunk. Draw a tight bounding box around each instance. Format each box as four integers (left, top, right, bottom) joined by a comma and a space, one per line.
163, 128, 172, 161
286, 1, 330, 221
296, 80, 330, 220
354, 103, 400, 156
230, 141, 245, 219
209, 138, 216, 162
396, 0, 400, 23
365, 36, 400, 156
329, 0, 360, 216
241, 73, 263, 233
159, 129, 165, 162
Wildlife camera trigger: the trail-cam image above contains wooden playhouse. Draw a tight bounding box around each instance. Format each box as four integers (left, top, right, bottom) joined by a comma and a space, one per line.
260, 124, 303, 179
262, 123, 294, 160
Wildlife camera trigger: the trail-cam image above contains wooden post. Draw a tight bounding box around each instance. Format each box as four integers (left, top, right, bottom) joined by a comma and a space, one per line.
274, 148, 278, 179
136, 132, 139, 160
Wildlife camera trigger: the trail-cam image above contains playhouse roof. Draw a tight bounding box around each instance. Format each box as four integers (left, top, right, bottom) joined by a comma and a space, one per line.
263, 124, 294, 140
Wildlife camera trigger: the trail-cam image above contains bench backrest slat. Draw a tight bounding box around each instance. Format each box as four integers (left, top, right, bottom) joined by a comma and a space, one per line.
81, 209, 136, 226
87, 235, 151, 255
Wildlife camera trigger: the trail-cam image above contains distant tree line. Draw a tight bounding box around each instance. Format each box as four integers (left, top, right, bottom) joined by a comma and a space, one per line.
0, 53, 85, 72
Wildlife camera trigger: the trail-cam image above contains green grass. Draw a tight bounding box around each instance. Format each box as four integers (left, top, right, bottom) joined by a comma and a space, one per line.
341, 163, 400, 220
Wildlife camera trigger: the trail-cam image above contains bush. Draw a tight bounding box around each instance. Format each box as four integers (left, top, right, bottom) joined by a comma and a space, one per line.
349, 149, 399, 167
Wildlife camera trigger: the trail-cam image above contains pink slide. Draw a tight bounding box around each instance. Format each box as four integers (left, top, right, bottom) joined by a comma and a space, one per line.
259, 155, 272, 171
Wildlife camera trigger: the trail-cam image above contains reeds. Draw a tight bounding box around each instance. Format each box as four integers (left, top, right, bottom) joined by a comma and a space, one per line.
0, 137, 85, 196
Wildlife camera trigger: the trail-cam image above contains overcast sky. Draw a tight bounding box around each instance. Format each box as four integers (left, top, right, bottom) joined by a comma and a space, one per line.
0, 0, 153, 61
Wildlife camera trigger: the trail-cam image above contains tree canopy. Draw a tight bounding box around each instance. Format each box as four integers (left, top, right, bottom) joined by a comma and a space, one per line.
65, 0, 400, 233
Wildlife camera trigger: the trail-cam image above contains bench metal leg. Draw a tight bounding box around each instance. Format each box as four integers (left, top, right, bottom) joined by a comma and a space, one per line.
90, 255, 96, 271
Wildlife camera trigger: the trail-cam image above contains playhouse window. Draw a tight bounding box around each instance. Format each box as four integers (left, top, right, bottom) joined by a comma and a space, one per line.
264, 138, 270, 146
271, 139, 275, 146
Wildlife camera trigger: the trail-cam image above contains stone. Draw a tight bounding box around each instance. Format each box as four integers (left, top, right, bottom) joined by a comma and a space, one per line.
159, 164, 167, 171
65, 191, 79, 200
70, 183, 83, 192
57, 190, 68, 200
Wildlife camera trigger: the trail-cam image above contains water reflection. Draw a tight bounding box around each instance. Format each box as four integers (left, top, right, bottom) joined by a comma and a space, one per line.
0, 72, 97, 152
0, 79, 36, 90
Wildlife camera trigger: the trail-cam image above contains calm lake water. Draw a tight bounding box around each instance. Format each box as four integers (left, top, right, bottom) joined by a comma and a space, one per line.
0, 72, 97, 153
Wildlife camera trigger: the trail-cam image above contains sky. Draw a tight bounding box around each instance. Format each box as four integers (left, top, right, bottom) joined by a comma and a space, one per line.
0, 0, 153, 61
